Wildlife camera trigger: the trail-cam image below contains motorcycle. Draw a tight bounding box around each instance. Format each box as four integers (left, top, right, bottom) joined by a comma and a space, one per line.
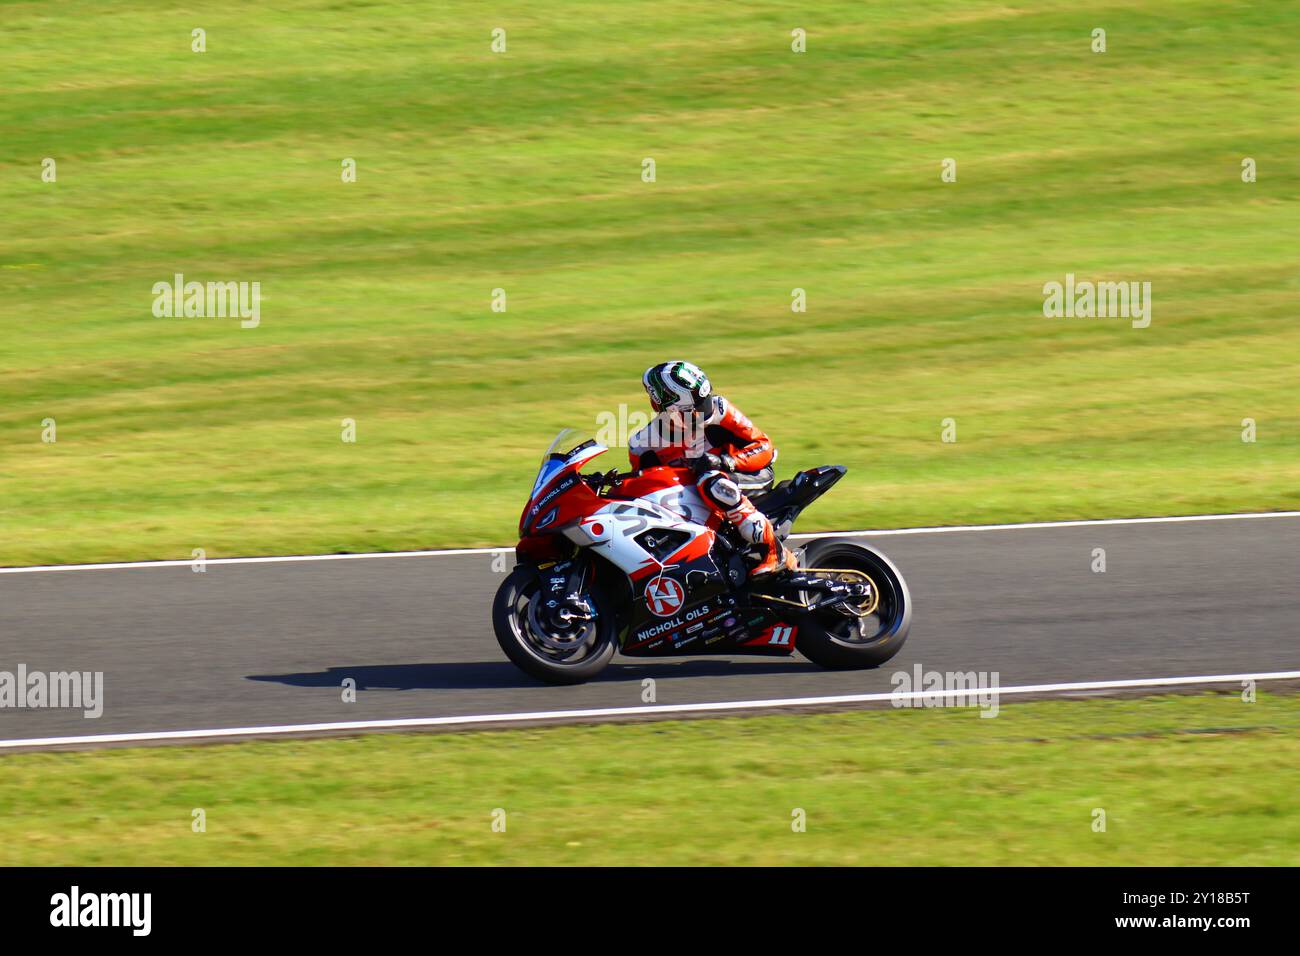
494, 428, 911, 684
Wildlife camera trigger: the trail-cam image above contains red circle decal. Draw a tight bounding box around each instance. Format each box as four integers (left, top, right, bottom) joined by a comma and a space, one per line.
645, 576, 686, 617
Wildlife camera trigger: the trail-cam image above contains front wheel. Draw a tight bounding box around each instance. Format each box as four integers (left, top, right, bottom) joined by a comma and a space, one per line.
793, 539, 911, 669
493, 565, 618, 685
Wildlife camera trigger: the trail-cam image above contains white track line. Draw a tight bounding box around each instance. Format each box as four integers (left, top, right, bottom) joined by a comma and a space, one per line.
2, 511, 1296, 575
2, 670, 1297, 750
802, 510, 1300, 538
0, 547, 498, 574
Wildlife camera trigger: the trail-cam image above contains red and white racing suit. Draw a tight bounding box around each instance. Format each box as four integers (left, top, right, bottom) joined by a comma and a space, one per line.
628, 396, 794, 575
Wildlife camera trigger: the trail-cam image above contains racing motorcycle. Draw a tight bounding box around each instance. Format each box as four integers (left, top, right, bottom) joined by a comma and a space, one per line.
494, 429, 911, 684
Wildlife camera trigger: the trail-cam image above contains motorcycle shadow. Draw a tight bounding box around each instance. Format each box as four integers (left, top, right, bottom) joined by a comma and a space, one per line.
248, 659, 812, 691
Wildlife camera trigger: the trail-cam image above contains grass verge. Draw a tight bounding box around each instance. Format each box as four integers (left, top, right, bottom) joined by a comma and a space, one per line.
1, 0, 1297, 565
1, 692, 1297, 865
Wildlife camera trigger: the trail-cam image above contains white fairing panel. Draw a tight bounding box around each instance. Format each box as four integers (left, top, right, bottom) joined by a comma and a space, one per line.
636, 484, 713, 526
564, 486, 714, 576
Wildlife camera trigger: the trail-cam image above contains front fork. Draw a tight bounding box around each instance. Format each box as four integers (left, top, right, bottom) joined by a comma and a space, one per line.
536, 557, 598, 630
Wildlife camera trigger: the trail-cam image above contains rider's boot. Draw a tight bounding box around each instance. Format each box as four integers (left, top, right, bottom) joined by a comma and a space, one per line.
725, 499, 798, 577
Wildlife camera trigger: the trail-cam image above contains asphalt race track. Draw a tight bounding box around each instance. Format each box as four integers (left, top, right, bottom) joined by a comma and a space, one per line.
1, 514, 1297, 748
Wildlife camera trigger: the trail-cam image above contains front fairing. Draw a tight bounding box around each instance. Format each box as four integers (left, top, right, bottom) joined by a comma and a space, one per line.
519, 429, 609, 536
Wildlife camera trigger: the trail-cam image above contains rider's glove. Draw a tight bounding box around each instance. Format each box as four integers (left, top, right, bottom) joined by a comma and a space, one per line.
693, 452, 734, 475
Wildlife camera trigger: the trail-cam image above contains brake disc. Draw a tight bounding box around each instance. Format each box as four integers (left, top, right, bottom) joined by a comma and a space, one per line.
526, 595, 595, 652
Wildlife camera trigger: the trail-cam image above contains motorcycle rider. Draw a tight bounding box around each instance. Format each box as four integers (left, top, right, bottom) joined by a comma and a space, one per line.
630, 361, 797, 576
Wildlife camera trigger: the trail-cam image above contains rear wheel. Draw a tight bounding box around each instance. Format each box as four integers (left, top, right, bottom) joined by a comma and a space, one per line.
793, 539, 911, 669
493, 565, 617, 684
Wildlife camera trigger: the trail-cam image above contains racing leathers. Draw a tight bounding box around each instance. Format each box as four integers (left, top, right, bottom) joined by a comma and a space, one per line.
628, 396, 796, 575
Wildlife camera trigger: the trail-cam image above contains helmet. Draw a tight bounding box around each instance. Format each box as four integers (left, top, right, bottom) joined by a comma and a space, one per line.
643, 361, 712, 414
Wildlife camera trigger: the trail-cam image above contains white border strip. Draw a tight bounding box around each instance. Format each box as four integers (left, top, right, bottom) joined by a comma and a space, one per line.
801, 510, 1300, 539
2, 670, 1297, 751
2, 511, 1296, 575
0, 547, 499, 574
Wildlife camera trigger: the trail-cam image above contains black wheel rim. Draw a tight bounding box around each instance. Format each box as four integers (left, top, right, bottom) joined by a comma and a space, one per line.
811, 561, 903, 645
509, 581, 605, 666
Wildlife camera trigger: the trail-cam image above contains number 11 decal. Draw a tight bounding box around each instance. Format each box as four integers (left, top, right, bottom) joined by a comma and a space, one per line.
769, 625, 794, 646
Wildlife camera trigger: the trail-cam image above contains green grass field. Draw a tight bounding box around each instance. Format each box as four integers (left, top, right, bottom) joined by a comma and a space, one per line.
1, 693, 1296, 865
2, 0, 1297, 566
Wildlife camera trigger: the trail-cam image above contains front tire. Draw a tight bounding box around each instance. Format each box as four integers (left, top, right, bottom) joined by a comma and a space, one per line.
793, 539, 911, 669
493, 565, 617, 685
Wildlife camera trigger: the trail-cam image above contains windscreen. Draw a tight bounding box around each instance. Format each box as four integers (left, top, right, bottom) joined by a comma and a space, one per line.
530, 428, 605, 498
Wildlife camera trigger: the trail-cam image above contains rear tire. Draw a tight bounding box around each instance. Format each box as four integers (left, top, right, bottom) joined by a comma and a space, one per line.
493, 565, 617, 685
793, 539, 911, 669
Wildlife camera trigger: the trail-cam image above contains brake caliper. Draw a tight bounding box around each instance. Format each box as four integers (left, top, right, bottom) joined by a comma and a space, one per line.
539, 561, 597, 631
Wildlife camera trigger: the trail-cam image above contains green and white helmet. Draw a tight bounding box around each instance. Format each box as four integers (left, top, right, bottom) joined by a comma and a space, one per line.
643, 360, 712, 413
